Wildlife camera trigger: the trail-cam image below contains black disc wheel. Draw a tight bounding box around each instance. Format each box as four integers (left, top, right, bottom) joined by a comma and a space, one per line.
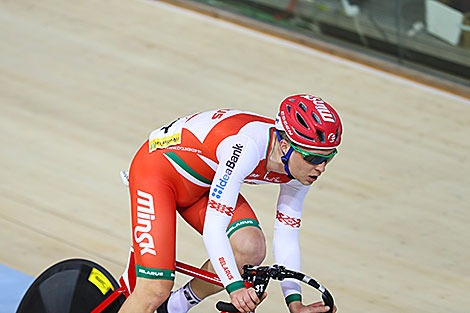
16, 258, 125, 313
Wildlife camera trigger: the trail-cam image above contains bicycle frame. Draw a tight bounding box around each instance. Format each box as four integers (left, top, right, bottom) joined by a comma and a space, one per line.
90, 260, 224, 313
91, 259, 334, 313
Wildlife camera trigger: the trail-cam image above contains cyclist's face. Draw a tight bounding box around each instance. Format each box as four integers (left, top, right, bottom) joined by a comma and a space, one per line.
286, 145, 336, 185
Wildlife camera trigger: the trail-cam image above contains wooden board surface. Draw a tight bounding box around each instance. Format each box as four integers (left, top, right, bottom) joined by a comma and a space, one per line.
1, 0, 469, 312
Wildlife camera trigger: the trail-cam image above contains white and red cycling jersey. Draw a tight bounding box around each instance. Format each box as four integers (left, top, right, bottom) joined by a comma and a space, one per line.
127, 109, 308, 299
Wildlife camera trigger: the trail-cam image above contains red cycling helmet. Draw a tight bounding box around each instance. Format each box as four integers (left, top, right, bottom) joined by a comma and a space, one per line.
275, 94, 343, 149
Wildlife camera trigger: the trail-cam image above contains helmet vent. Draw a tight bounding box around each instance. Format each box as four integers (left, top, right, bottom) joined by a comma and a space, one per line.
286, 105, 291, 113
299, 102, 307, 112
316, 129, 325, 143
296, 112, 309, 129
294, 129, 315, 142
312, 112, 322, 124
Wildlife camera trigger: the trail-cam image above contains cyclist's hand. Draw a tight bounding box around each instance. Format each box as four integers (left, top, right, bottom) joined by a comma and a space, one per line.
230, 287, 266, 313
288, 300, 337, 313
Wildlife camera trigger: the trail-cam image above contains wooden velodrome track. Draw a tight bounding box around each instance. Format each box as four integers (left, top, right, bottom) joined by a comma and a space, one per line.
1, 0, 469, 312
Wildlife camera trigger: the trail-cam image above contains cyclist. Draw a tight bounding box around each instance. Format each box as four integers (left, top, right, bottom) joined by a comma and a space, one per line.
118, 94, 341, 313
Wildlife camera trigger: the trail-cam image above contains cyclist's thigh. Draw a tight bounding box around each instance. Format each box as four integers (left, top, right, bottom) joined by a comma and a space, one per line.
129, 173, 177, 281
178, 192, 263, 238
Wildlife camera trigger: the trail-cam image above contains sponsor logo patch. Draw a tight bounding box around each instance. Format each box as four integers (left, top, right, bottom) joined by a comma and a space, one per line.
212, 109, 229, 119
149, 133, 181, 151
300, 95, 335, 123
167, 146, 202, 154
327, 133, 336, 143
88, 268, 114, 295
138, 268, 163, 277
134, 190, 157, 255
211, 144, 243, 199
135, 265, 176, 280
280, 111, 294, 136
219, 257, 234, 280
149, 117, 187, 152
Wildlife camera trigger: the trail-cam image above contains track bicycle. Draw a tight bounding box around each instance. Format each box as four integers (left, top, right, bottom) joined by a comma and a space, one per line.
16, 253, 334, 313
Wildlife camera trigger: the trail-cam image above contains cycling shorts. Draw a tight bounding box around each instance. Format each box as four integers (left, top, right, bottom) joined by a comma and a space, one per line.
129, 142, 260, 281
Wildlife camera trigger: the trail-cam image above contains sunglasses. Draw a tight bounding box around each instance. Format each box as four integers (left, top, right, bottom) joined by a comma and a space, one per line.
287, 141, 337, 165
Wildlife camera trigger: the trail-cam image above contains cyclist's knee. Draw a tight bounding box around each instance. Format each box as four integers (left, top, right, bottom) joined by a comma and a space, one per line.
134, 278, 173, 309
230, 226, 266, 266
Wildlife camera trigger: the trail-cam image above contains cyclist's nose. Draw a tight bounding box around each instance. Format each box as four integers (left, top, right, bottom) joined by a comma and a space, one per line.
313, 161, 326, 173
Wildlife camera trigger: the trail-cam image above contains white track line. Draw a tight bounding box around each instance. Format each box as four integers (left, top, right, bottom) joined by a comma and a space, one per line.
139, 0, 469, 103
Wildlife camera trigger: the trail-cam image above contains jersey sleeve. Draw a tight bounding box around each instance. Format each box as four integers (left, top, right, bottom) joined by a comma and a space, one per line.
202, 134, 260, 293
273, 180, 310, 305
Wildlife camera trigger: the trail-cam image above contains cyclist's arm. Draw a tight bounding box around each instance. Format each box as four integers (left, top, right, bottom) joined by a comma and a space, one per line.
273, 180, 310, 306
202, 135, 260, 292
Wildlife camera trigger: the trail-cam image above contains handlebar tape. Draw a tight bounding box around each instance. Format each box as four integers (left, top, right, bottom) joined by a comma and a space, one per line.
302, 275, 334, 313
215, 301, 239, 313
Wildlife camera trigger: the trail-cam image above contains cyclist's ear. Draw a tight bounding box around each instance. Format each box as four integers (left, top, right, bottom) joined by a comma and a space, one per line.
280, 140, 290, 154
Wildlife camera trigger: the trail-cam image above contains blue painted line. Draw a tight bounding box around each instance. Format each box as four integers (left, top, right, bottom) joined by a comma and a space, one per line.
0, 264, 34, 313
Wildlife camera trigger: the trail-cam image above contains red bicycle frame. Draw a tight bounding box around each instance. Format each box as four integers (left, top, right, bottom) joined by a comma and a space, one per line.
91, 260, 224, 313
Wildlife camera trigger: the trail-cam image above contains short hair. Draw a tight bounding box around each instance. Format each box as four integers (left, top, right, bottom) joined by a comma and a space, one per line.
277, 130, 289, 142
